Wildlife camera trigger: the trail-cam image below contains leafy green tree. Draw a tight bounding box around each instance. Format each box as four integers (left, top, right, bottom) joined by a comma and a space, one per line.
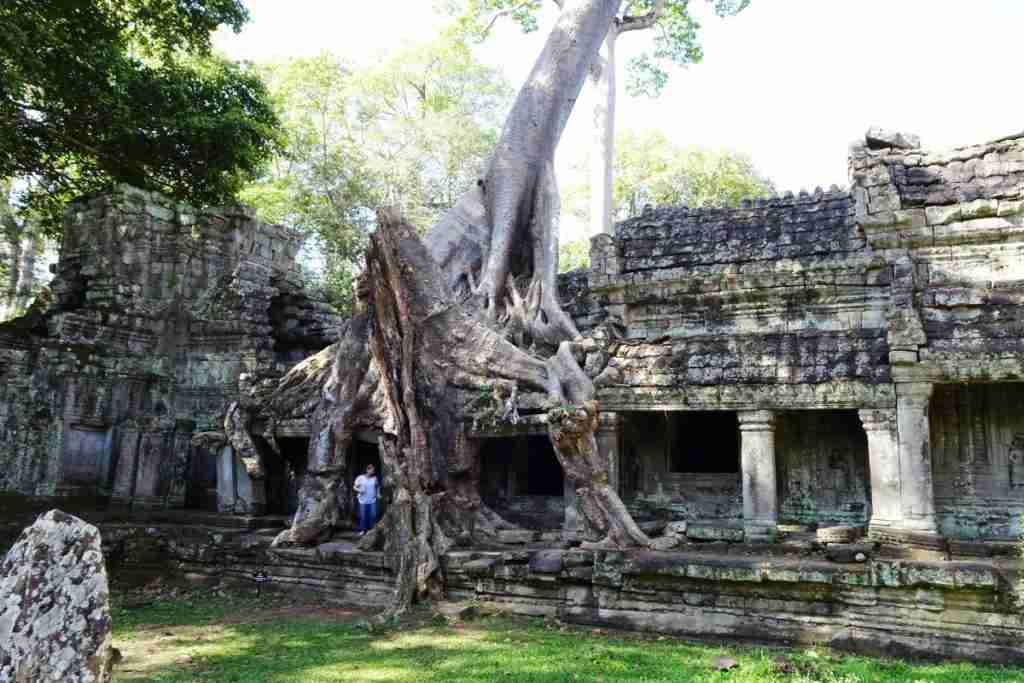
568, 129, 774, 218
448, 0, 750, 236
558, 236, 592, 273
560, 128, 774, 268
242, 40, 512, 310
0, 0, 281, 236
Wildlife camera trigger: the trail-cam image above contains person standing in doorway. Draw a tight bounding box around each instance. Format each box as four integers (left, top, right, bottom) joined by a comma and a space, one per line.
354, 464, 379, 536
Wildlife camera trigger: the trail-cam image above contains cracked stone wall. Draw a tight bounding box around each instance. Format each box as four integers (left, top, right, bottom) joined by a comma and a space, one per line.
0, 186, 340, 506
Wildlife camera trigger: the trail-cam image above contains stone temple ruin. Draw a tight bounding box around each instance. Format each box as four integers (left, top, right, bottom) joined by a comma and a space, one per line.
0, 186, 341, 513
1, 130, 1022, 662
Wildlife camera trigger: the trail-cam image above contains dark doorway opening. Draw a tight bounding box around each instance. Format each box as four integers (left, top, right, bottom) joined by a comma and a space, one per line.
776, 410, 871, 528
261, 436, 309, 516
186, 445, 218, 511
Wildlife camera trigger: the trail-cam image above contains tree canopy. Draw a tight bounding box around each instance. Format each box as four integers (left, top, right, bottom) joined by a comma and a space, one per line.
566, 129, 774, 219
449, 0, 751, 96
241, 40, 512, 310
0, 0, 282, 236
558, 128, 774, 270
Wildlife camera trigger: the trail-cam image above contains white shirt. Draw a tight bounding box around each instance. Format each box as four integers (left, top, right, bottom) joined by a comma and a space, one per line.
354, 474, 378, 505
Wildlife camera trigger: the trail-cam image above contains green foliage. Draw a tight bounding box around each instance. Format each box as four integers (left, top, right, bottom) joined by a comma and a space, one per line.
623, 0, 750, 98
563, 128, 775, 223
447, 0, 752, 96
443, 1, 548, 38
242, 39, 512, 311
558, 236, 591, 273
0, 0, 281, 236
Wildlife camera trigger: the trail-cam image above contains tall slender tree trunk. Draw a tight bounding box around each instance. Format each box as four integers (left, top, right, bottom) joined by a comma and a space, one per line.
589, 26, 618, 236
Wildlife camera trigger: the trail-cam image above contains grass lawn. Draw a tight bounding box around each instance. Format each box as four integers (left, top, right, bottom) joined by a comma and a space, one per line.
111, 584, 1024, 683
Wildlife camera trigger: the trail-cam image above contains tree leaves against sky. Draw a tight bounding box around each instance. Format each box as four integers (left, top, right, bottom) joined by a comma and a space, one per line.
241, 38, 513, 311
0, 0, 282, 237
446, 0, 751, 96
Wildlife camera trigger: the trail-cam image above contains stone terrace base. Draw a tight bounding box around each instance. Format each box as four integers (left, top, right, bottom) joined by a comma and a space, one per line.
89, 522, 1024, 665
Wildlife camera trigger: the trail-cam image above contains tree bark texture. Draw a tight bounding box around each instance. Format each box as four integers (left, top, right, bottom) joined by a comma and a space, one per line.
589, 26, 618, 237
426, 0, 623, 346
262, 0, 659, 616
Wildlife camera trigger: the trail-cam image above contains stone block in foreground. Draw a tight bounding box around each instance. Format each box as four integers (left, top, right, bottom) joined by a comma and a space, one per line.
0, 510, 113, 682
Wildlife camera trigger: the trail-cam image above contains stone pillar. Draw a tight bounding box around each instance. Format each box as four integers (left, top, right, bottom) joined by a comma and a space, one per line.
216, 444, 265, 515
562, 477, 579, 533
737, 410, 777, 542
596, 412, 623, 494
894, 382, 938, 534
858, 409, 901, 532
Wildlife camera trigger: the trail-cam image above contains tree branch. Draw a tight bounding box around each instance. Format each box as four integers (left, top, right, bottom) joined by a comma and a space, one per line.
619, 0, 663, 32
482, 0, 537, 38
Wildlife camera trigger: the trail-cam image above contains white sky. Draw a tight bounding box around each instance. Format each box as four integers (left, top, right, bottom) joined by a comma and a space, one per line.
215, 0, 1024, 237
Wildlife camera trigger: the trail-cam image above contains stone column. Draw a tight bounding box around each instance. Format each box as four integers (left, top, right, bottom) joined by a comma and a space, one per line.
562, 477, 579, 533
737, 410, 778, 542
596, 412, 623, 494
894, 382, 938, 534
858, 409, 901, 533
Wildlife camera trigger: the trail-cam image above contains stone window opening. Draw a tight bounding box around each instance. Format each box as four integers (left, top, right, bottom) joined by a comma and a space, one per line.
667, 412, 740, 474
930, 383, 1024, 539
480, 435, 565, 530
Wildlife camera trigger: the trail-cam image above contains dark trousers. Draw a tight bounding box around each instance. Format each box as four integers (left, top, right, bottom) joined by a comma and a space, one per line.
358, 501, 377, 532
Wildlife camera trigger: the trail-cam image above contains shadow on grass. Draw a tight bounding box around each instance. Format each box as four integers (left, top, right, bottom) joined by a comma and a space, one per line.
111, 597, 1024, 683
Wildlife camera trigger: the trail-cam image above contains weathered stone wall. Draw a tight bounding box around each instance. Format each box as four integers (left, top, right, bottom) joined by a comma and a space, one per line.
930, 383, 1024, 539
589, 189, 892, 413
0, 186, 340, 506
850, 132, 1024, 382
776, 410, 871, 528
557, 268, 604, 334
446, 548, 1023, 665
76, 520, 1022, 665
585, 129, 1024, 541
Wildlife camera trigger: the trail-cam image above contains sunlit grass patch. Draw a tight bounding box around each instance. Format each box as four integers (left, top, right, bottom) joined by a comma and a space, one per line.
110, 585, 1024, 683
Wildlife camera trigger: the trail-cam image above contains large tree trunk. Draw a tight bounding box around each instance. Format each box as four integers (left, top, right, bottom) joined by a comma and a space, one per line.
354, 210, 648, 615
269, 0, 655, 617
426, 0, 623, 346
272, 313, 375, 545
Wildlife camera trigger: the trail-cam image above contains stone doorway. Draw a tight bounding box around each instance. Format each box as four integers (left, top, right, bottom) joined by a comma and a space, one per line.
58, 425, 114, 500
480, 435, 565, 530
186, 444, 218, 511
348, 437, 386, 528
